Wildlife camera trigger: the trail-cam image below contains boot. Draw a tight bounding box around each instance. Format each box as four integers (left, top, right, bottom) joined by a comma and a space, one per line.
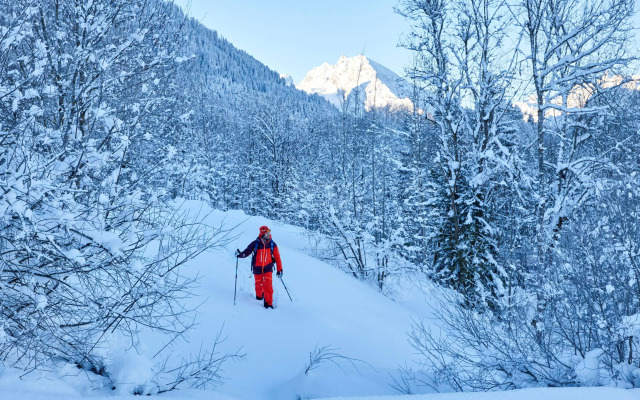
263, 300, 273, 309
256, 294, 263, 300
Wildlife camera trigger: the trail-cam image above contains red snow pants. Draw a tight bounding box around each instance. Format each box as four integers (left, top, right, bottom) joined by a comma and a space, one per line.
255, 271, 273, 306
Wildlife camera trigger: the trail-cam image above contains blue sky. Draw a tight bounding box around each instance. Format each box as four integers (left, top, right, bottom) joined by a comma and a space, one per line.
173, 1, 640, 84
173, 0, 412, 83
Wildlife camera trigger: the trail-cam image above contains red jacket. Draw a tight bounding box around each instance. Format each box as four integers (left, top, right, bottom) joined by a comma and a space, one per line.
238, 237, 283, 275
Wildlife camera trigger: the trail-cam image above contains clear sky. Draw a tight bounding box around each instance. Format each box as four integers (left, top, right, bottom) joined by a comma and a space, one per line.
173, 1, 640, 84
173, 0, 413, 84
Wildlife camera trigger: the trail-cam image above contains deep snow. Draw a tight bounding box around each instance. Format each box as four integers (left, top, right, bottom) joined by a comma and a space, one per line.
1, 201, 638, 400
180, 205, 433, 399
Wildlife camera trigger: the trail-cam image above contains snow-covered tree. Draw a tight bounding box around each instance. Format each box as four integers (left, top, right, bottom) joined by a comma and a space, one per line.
0, 1, 234, 391
398, 0, 640, 390
397, 0, 527, 308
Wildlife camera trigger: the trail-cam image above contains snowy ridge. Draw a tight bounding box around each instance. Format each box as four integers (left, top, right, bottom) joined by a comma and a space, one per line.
514, 74, 640, 121
296, 55, 413, 111
280, 73, 294, 86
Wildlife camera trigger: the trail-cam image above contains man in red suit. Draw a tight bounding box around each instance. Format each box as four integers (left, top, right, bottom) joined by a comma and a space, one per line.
236, 226, 283, 309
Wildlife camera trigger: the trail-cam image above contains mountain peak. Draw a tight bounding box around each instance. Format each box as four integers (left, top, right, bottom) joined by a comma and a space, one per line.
280, 73, 294, 86
296, 55, 413, 111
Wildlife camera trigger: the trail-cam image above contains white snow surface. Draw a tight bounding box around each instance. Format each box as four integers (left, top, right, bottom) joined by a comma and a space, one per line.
0, 200, 638, 400
319, 387, 640, 400
297, 55, 413, 111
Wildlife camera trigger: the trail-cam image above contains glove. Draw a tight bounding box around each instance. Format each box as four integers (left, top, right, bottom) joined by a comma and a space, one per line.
276, 270, 283, 278
235, 249, 241, 257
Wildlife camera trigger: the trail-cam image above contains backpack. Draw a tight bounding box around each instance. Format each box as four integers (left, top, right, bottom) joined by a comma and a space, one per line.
250, 239, 275, 268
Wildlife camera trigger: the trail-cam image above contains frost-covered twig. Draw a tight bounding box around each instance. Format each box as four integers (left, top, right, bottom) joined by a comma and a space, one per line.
156, 327, 245, 393
304, 343, 367, 375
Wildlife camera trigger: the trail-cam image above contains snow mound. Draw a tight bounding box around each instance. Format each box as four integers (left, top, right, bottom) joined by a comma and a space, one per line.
108, 352, 155, 395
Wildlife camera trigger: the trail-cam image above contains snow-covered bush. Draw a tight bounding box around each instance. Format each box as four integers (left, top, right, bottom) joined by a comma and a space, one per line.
0, 0, 237, 393
405, 171, 640, 390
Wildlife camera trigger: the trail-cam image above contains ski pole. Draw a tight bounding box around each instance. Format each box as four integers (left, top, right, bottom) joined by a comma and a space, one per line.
279, 275, 293, 302
234, 256, 239, 305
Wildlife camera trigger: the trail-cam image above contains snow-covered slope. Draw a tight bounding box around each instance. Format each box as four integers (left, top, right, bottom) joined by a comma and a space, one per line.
0, 201, 433, 400
187, 206, 432, 399
2, 201, 639, 400
297, 55, 413, 111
